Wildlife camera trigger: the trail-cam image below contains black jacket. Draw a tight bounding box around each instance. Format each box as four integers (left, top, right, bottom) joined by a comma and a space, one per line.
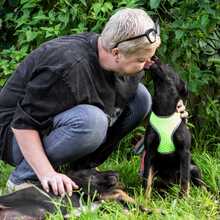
0, 32, 144, 161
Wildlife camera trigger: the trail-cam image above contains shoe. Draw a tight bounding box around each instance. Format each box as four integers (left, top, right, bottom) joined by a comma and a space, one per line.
6, 179, 34, 193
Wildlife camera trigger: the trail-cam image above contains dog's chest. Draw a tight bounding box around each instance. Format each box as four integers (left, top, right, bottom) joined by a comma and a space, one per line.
149, 112, 182, 154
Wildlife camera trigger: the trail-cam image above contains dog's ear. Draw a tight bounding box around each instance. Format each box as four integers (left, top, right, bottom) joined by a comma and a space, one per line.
176, 78, 188, 98
159, 63, 188, 98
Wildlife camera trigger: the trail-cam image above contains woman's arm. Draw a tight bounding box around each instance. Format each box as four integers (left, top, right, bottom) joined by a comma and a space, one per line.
11, 128, 78, 196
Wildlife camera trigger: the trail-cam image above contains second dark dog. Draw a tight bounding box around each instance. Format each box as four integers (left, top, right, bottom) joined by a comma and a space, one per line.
0, 168, 152, 219
142, 57, 204, 197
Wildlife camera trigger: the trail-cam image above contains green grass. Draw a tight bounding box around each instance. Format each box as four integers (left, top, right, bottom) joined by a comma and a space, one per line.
0, 133, 219, 220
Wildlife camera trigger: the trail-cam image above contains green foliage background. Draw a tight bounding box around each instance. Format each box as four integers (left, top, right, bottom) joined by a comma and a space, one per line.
0, 0, 219, 148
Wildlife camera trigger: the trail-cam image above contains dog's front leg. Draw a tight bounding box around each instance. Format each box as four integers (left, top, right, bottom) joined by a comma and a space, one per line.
100, 189, 135, 204
143, 131, 157, 199
179, 149, 191, 196
144, 165, 154, 199
174, 125, 191, 197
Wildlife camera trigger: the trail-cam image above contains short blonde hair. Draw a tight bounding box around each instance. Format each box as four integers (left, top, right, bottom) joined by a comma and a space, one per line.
100, 8, 161, 55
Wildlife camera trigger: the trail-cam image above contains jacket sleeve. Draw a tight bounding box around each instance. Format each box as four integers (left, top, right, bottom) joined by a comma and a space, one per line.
11, 65, 73, 131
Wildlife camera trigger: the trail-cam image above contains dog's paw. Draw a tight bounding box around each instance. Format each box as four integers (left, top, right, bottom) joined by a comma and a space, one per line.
179, 187, 190, 198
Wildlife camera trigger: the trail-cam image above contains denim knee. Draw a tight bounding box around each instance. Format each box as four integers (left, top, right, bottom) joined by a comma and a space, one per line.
133, 83, 152, 119
53, 104, 109, 147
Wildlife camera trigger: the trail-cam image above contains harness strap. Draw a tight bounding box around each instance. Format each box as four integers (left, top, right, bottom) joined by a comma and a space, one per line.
149, 112, 182, 154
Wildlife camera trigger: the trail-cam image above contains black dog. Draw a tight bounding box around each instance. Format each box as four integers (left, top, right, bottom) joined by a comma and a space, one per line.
141, 57, 203, 197
0, 168, 152, 219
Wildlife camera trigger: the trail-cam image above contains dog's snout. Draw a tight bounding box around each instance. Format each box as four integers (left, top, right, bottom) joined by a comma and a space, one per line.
108, 175, 118, 185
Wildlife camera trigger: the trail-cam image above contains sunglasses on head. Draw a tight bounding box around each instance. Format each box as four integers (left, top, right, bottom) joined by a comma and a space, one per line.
113, 19, 160, 48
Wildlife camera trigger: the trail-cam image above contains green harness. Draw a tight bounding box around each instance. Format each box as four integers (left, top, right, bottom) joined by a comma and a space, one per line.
149, 112, 182, 154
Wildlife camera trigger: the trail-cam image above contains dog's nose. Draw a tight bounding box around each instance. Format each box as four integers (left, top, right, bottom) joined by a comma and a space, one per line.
144, 59, 154, 69
108, 175, 118, 185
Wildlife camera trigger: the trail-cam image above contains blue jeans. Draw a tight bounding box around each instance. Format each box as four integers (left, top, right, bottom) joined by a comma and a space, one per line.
9, 83, 152, 184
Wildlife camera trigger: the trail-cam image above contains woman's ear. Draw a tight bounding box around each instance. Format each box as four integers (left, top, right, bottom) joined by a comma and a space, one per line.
111, 48, 120, 62
112, 48, 119, 56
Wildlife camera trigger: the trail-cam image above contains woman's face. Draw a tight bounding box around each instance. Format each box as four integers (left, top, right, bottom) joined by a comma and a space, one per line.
115, 47, 158, 76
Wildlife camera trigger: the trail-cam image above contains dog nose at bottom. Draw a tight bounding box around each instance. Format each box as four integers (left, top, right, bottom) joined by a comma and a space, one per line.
108, 175, 118, 185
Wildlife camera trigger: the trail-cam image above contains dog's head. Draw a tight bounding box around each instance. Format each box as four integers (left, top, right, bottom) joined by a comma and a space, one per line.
0, 169, 119, 219
148, 57, 188, 99
67, 168, 119, 195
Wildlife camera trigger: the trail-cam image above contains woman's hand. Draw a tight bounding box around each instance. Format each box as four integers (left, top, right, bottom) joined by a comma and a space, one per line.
176, 99, 188, 120
11, 128, 79, 197
40, 171, 79, 197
